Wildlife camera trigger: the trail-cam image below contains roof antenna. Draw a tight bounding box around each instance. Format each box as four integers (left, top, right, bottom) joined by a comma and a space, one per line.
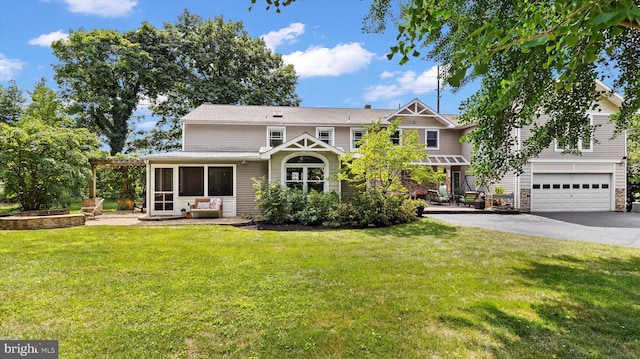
437, 65, 441, 113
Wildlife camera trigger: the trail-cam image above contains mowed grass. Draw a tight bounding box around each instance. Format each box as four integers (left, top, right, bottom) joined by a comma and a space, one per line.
1, 219, 639, 358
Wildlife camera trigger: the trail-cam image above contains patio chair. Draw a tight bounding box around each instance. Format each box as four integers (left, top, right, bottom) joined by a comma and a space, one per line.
459, 192, 478, 207
81, 198, 104, 219
428, 188, 450, 205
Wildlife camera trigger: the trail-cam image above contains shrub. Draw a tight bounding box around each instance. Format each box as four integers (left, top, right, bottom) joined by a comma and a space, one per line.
253, 178, 290, 224
294, 191, 340, 225
337, 190, 417, 228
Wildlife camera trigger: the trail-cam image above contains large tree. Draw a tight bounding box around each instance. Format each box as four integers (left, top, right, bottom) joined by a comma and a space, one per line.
0, 82, 99, 210
135, 11, 301, 152
0, 80, 25, 125
254, 0, 640, 185
52, 29, 158, 155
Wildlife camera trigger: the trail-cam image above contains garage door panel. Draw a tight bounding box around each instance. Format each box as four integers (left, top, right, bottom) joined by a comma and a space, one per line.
531, 173, 611, 212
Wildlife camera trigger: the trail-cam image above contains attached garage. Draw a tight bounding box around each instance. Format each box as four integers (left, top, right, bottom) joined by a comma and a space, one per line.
531, 173, 612, 212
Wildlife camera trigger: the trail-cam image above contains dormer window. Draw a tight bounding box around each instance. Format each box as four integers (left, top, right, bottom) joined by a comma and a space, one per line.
268, 127, 285, 147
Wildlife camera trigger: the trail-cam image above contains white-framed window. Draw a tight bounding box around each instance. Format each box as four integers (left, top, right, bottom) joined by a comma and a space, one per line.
554, 116, 593, 152
351, 128, 366, 151
284, 155, 327, 192
316, 127, 334, 146
390, 129, 402, 145
267, 127, 286, 147
425, 129, 439, 149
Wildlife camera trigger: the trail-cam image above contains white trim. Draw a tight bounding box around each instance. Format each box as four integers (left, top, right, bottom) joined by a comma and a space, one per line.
390, 128, 402, 145
315, 127, 335, 146
529, 158, 624, 164
385, 98, 456, 128
350, 127, 366, 151
425, 129, 440, 150
553, 115, 594, 153
260, 132, 345, 159
267, 126, 286, 148
280, 152, 330, 192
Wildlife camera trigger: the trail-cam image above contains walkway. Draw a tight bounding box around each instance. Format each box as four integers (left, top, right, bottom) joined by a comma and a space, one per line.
84, 211, 253, 226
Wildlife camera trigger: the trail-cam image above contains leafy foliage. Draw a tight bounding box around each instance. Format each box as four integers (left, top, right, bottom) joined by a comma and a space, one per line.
335, 191, 418, 228
0, 80, 25, 125
340, 118, 444, 194
52, 29, 157, 155
0, 82, 99, 210
364, 0, 640, 185
253, 178, 294, 224
626, 114, 640, 209
256, 0, 640, 185
138, 11, 301, 151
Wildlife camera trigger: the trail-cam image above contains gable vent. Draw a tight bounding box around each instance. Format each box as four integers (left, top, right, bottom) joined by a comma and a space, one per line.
272, 111, 283, 118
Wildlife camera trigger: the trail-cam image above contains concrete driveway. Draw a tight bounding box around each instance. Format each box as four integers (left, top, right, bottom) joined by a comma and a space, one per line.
425, 212, 640, 248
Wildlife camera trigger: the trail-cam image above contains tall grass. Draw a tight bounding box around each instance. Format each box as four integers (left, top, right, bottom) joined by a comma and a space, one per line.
1, 220, 638, 358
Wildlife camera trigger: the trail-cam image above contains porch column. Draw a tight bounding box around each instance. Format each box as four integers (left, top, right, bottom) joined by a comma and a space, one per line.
88, 164, 97, 198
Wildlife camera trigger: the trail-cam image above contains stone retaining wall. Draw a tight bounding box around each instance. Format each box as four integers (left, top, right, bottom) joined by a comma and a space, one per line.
0, 214, 85, 230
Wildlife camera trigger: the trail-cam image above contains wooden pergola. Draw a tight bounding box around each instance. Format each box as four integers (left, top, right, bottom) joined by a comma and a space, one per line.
88, 157, 146, 198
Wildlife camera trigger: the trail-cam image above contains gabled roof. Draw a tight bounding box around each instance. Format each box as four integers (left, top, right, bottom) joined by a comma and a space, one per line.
259, 132, 345, 159
182, 103, 395, 126
385, 98, 457, 128
595, 79, 624, 109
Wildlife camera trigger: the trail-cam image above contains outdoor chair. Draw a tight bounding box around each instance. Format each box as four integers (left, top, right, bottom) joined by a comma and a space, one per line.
459, 192, 478, 207
81, 198, 105, 219
428, 188, 450, 205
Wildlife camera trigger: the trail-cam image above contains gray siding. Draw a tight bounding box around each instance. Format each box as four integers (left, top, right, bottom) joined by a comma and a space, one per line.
522, 114, 625, 160
184, 124, 265, 151
236, 161, 268, 215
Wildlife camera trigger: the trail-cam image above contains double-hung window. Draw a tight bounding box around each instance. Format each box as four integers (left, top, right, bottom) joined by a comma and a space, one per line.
554, 116, 593, 152
268, 127, 285, 147
316, 127, 334, 146
390, 129, 401, 145
351, 128, 366, 150
425, 129, 439, 149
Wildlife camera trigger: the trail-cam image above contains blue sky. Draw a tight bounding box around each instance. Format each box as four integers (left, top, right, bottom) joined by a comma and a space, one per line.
0, 0, 477, 127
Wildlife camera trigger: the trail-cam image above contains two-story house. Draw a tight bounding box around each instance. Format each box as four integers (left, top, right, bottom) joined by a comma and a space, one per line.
143, 80, 626, 216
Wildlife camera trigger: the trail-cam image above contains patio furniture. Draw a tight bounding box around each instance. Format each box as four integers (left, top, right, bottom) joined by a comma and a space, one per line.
428, 188, 450, 205
190, 197, 223, 218
458, 192, 478, 207
81, 198, 105, 219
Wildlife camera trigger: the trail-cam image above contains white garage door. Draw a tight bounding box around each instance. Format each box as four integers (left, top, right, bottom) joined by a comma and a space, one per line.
531, 173, 612, 212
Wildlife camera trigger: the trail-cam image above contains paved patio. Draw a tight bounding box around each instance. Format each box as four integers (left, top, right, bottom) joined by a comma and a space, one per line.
84, 211, 253, 226
84, 203, 496, 226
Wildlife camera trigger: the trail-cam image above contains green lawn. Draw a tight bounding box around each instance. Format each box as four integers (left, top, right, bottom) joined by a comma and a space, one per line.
1, 219, 639, 358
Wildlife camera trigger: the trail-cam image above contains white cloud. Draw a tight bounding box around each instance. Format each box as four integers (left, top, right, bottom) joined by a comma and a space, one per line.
380, 70, 395, 79
283, 42, 375, 78
362, 84, 404, 102
138, 120, 157, 131
64, 0, 138, 17
261, 23, 305, 52
0, 54, 25, 81
28, 30, 69, 47
362, 66, 440, 101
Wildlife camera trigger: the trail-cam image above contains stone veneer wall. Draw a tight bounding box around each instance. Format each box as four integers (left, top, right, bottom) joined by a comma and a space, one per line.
0, 214, 85, 230
519, 188, 531, 212
615, 188, 626, 212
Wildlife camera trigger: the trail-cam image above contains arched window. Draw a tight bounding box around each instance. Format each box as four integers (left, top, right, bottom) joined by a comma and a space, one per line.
284, 155, 326, 192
